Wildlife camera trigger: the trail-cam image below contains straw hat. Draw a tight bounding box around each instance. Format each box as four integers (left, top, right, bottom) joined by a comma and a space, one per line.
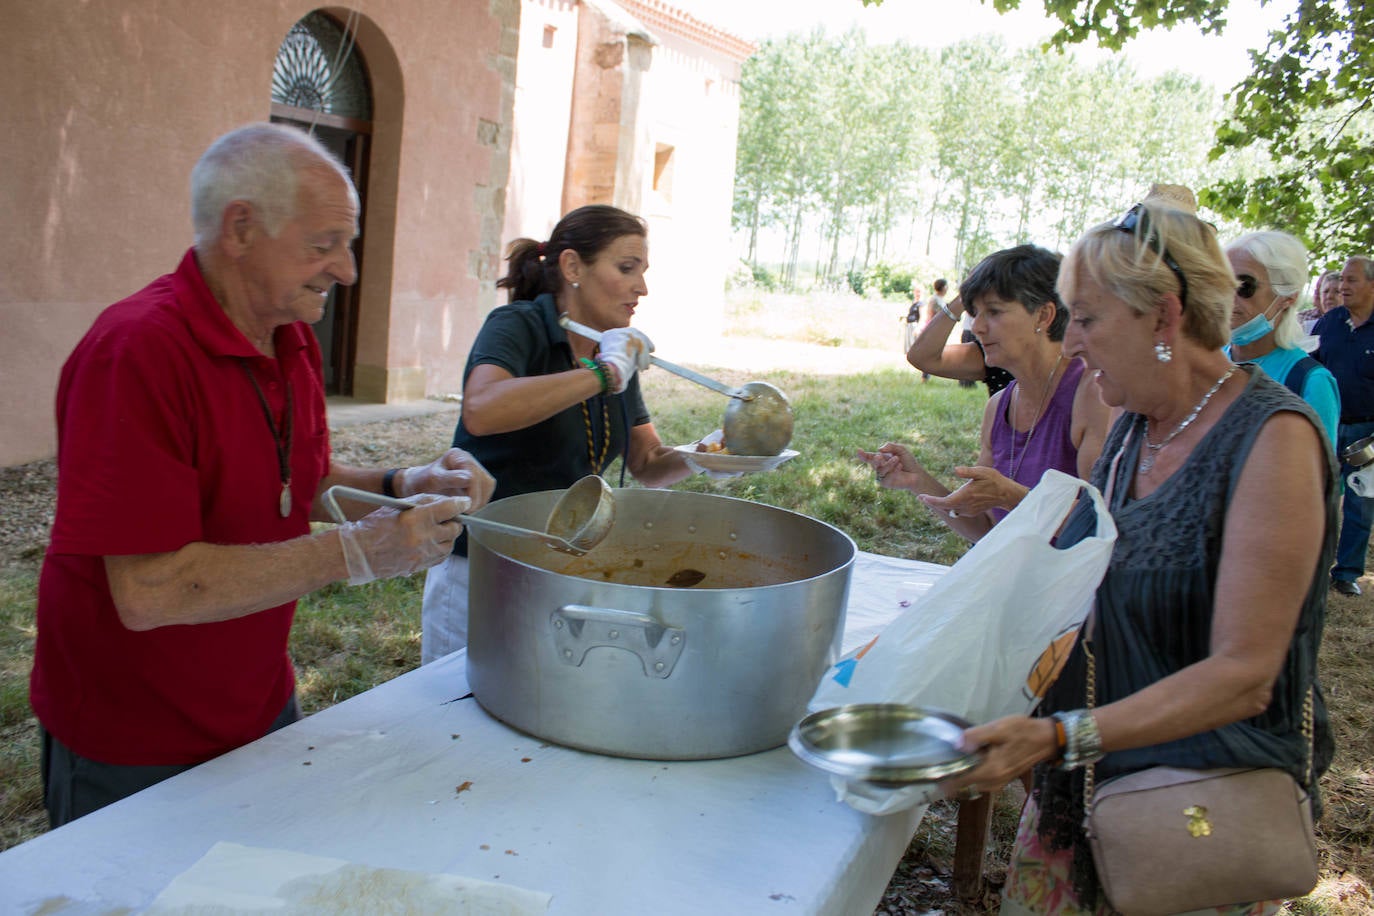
1141, 182, 1198, 215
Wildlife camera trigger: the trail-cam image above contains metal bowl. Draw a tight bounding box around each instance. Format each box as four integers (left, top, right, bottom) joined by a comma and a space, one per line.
1342, 435, 1374, 469
788, 704, 980, 788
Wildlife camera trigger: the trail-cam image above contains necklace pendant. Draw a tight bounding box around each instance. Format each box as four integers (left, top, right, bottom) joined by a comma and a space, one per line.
279, 482, 292, 518
1138, 454, 1154, 473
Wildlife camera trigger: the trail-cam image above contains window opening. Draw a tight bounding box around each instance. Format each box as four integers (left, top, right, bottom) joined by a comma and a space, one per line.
272, 11, 372, 121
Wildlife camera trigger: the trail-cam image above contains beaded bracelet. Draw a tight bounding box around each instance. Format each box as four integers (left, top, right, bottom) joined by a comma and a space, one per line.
579, 356, 609, 394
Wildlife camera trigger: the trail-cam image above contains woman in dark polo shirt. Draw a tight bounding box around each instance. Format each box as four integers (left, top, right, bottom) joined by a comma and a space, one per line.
419, 205, 696, 662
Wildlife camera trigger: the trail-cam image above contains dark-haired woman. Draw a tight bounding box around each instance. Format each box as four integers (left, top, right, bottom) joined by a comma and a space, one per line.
859, 244, 1110, 543
420, 205, 694, 663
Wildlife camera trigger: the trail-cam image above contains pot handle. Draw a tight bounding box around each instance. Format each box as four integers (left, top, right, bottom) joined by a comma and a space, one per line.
551, 605, 686, 678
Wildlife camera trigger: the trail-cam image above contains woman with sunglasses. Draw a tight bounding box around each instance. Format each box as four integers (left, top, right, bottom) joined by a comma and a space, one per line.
946, 195, 1336, 914
1225, 231, 1340, 446
858, 244, 1110, 543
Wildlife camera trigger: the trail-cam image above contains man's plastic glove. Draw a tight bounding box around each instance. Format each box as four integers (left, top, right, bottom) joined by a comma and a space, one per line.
338, 494, 468, 585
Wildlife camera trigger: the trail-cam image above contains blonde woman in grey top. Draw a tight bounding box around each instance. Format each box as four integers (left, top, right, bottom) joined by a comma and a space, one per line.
947, 197, 1335, 914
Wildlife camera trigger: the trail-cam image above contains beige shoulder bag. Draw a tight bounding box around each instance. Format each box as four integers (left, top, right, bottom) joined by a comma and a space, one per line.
1080, 637, 1319, 916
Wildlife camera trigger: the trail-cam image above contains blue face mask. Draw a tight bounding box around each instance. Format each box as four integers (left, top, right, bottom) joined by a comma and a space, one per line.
1231, 297, 1281, 347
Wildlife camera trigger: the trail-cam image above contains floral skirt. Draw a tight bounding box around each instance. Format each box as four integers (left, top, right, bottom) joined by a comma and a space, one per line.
1001, 796, 1283, 916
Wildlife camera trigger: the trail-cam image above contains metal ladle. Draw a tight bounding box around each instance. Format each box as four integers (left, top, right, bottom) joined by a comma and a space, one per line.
320, 474, 615, 557
559, 315, 795, 456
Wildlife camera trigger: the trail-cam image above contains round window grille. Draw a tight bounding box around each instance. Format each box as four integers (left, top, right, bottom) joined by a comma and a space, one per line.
272, 11, 371, 120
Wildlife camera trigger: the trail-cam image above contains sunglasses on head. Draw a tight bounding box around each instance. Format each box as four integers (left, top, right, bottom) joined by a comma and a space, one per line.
1114, 203, 1190, 310
1235, 275, 1259, 300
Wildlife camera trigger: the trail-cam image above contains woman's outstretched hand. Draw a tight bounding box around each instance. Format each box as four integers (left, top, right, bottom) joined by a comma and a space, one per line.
856, 442, 922, 489
920, 466, 1029, 517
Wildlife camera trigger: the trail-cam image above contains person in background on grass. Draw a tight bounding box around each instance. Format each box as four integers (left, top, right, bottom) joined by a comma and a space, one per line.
420, 204, 704, 664
30, 122, 496, 828
1225, 231, 1340, 446
859, 244, 1110, 542
1313, 255, 1374, 597
1298, 269, 1340, 333
949, 194, 1334, 915
903, 283, 925, 354
906, 278, 946, 377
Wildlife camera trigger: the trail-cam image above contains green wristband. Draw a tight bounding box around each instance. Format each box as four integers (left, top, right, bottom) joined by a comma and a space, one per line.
579, 357, 609, 393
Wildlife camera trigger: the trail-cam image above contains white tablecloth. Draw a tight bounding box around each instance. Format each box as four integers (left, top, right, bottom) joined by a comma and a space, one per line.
0, 551, 947, 916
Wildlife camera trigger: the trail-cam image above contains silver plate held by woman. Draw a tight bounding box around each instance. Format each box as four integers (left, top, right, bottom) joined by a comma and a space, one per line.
1341, 434, 1374, 469
788, 704, 979, 789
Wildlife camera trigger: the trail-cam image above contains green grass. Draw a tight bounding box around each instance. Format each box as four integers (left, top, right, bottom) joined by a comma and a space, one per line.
291, 576, 427, 713
0, 570, 42, 851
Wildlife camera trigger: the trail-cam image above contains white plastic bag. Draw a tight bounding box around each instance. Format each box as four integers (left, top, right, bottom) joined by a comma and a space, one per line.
809, 470, 1117, 813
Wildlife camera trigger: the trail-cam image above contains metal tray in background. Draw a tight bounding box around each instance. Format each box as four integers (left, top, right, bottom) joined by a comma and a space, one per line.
788, 704, 980, 788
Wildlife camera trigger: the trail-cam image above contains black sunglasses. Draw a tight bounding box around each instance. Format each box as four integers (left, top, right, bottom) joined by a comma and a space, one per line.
1236, 274, 1259, 300
1114, 203, 1190, 310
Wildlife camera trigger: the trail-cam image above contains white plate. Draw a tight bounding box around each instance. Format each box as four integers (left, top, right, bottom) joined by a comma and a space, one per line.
672, 443, 800, 473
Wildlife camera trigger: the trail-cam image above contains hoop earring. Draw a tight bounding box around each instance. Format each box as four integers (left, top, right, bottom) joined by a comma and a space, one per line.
1154, 341, 1173, 363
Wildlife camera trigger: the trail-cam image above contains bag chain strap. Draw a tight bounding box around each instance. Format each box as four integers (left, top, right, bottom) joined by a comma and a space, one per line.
1084, 637, 1097, 806
1302, 685, 1313, 788
1082, 631, 1315, 812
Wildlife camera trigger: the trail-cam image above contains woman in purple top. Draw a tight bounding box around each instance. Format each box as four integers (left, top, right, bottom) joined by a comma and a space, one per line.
859, 244, 1110, 542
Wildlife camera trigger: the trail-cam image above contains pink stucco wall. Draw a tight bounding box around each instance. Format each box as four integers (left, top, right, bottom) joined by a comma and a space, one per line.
0, 0, 516, 466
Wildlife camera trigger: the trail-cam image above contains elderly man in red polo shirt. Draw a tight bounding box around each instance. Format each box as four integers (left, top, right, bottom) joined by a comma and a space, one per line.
30, 123, 495, 827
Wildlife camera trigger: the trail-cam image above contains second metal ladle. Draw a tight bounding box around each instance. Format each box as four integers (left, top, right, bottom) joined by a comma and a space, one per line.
559, 314, 753, 400
559, 315, 795, 456
321, 475, 615, 557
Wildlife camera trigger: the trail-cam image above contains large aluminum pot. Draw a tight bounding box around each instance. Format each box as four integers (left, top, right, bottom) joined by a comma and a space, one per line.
466, 488, 855, 760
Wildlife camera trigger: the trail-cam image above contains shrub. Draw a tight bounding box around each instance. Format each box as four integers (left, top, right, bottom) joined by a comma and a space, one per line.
866, 261, 916, 298
726, 260, 778, 292
846, 269, 865, 296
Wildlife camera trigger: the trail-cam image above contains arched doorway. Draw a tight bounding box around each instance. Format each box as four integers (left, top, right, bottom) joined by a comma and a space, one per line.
270, 10, 373, 396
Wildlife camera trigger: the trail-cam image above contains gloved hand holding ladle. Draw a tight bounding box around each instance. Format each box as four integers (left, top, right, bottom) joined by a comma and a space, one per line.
322, 474, 615, 558
558, 315, 794, 456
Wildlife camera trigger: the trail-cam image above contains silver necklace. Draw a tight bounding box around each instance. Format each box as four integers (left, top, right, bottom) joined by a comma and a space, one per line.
1009, 355, 1064, 480
1139, 366, 1236, 474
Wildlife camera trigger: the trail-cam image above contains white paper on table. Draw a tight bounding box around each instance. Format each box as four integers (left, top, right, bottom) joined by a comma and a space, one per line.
144, 841, 551, 915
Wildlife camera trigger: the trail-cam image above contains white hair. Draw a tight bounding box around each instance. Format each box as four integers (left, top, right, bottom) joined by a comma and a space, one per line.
190, 123, 349, 247
1226, 230, 1309, 350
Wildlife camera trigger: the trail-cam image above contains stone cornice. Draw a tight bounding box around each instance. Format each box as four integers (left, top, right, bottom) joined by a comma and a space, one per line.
615, 0, 757, 62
